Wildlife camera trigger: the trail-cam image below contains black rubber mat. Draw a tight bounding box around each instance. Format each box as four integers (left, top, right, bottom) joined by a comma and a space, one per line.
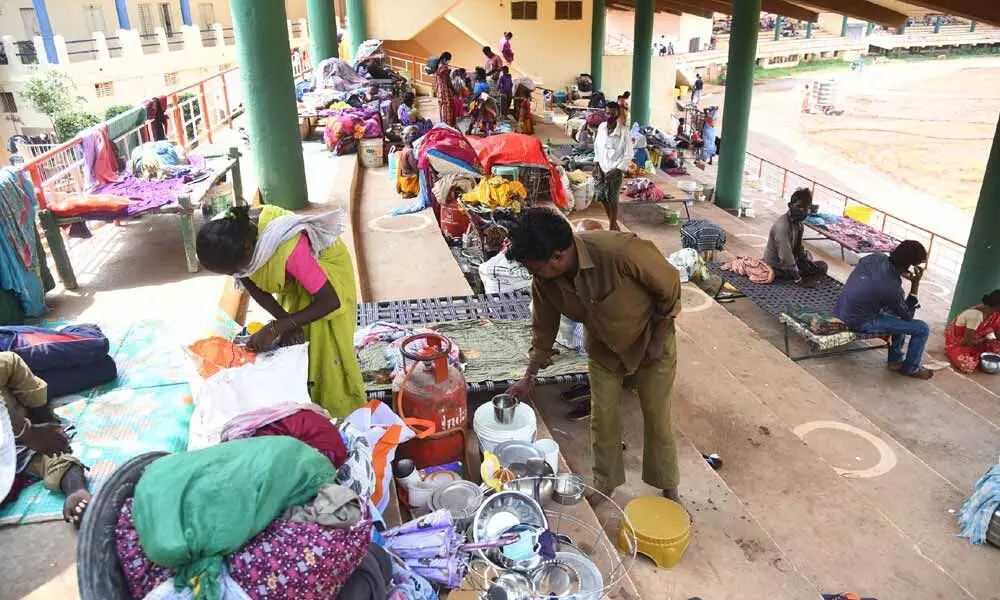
357, 291, 532, 327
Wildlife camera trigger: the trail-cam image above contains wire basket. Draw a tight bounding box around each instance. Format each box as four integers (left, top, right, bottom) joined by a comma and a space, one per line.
464, 480, 637, 600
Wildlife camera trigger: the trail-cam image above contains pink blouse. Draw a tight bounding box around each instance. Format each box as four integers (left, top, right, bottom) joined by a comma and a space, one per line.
285, 235, 329, 294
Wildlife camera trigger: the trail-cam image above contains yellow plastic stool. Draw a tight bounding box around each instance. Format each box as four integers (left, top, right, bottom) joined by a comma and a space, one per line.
618, 496, 692, 568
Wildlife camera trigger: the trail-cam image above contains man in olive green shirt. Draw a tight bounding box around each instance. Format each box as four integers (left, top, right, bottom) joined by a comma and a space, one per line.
506, 209, 682, 503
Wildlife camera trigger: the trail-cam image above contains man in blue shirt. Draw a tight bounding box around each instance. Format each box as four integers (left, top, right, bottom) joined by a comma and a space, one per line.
834, 240, 933, 379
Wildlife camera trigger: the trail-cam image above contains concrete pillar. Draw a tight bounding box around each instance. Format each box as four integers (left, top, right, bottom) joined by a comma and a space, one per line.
230, 0, 307, 209
970, 20, 977, 33
715, 0, 761, 211
94, 31, 110, 61
629, 0, 653, 126
308, 0, 339, 66
181, 24, 201, 51
31, 0, 58, 64
591, 0, 605, 89
114, 0, 130, 29
806, 22, 813, 39
346, 0, 366, 60
950, 117, 1000, 319
179, 0, 192, 26
934, 15, 942, 33
840, 15, 848, 37
774, 16, 782, 41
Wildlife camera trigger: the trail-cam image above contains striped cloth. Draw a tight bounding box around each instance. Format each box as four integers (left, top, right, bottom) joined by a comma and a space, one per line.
681, 219, 727, 252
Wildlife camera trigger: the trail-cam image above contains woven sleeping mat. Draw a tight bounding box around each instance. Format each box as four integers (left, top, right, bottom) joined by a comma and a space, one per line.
356, 292, 532, 327
359, 319, 588, 398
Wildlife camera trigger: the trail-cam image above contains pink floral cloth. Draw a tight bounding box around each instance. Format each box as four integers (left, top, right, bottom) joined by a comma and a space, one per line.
115, 498, 372, 600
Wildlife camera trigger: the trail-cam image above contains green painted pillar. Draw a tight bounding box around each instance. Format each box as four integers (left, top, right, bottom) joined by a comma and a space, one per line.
715, 0, 761, 211
950, 117, 1000, 320
307, 0, 339, 66
970, 20, 977, 33
806, 22, 813, 39
774, 16, 782, 41
591, 0, 605, 89
231, 0, 307, 209
899, 23, 906, 34
629, 0, 653, 126
840, 15, 849, 37
934, 15, 942, 33
346, 0, 366, 60
866, 22, 874, 36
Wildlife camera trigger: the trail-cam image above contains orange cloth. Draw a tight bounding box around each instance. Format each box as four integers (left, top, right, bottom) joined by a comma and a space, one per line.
47, 192, 131, 218
188, 336, 256, 378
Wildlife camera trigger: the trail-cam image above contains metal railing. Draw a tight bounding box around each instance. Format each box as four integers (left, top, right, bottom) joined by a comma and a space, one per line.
385, 50, 434, 87
744, 151, 967, 279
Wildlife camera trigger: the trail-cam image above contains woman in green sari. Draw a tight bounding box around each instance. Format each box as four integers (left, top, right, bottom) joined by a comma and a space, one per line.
195, 205, 365, 417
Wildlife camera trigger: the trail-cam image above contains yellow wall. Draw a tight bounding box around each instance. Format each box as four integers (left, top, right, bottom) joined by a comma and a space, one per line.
600, 54, 676, 132
445, 0, 594, 89
365, 0, 460, 40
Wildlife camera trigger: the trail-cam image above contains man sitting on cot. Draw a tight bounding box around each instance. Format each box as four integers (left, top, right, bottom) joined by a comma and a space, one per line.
834, 240, 934, 380
1, 352, 90, 524
763, 187, 827, 283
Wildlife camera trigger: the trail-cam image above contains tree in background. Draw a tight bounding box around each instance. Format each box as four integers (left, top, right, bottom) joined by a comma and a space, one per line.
20, 71, 100, 142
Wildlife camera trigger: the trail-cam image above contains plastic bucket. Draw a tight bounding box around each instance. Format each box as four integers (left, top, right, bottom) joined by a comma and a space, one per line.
844, 205, 874, 224
359, 138, 385, 168
473, 402, 536, 453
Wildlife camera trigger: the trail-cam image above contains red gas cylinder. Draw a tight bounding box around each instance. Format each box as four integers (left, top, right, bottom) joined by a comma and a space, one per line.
440, 201, 470, 240
394, 333, 468, 469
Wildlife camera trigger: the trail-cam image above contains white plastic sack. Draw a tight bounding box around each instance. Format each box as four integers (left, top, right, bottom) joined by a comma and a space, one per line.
187, 343, 313, 450
570, 179, 594, 212
479, 252, 533, 295
557, 166, 574, 213
667, 248, 700, 283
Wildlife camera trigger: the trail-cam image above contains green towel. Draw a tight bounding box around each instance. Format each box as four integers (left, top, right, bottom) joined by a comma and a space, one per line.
132, 437, 336, 600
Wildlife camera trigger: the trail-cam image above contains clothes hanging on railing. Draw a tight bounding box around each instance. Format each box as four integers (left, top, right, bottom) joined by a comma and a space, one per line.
144, 96, 169, 142
0, 168, 46, 317
79, 124, 119, 189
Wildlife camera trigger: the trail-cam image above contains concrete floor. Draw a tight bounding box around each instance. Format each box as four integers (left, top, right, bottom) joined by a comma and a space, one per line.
4, 113, 1000, 600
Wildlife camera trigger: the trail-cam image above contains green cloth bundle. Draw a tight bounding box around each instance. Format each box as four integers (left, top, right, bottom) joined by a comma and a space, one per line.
132, 436, 336, 600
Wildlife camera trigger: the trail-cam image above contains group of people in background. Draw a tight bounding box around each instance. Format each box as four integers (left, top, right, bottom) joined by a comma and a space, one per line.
765, 189, 1000, 379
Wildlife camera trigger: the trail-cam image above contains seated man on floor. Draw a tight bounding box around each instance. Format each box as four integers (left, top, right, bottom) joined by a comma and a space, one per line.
764, 187, 827, 282
834, 240, 933, 380
1, 352, 90, 523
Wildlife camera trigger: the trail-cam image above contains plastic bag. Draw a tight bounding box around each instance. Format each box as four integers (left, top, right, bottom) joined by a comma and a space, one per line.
344, 401, 416, 512
187, 343, 313, 450
388, 147, 400, 185
556, 316, 586, 355
478, 252, 533, 295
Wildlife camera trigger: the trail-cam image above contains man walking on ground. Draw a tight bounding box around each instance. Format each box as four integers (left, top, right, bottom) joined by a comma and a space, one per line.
592, 102, 632, 231
834, 240, 934, 379
764, 187, 828, 282
505, 208, 684, 506
691, 74, 704, 104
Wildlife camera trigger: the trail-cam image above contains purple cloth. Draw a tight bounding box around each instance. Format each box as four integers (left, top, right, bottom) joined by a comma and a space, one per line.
93, 174, 186, 215
220, 402, 332, 442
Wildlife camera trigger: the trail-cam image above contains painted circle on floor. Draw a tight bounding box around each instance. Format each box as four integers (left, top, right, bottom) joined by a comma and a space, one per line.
792, 420, 897, 478
735, 233, 768, 248
681, 284, 714, 313
919, 279, 952, 299
368, 212, 433, 233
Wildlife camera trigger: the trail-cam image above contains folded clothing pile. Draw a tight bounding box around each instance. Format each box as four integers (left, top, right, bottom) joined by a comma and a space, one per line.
0, 324, 116, 399
786, 305, 849, 336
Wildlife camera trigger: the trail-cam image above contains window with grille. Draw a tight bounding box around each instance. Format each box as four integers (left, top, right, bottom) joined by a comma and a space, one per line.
0, 92, 17, 113
138, 3, 155, 33
94, 81, 114, 98
511, 1, 538, 20
164, 71, 179, 87
555, 1, 583, 20
158, 3, 175, 36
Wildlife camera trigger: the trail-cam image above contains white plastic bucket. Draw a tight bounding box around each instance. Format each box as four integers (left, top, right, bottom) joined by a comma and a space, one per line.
473, 402, 537, 453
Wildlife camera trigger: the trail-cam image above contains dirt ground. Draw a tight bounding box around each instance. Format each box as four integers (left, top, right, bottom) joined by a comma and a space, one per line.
727, 56, 1000, 244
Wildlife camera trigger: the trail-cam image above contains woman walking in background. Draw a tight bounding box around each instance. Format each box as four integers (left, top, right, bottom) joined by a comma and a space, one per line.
500, 31, 515, 63
195, 206, 366, 417
945, 290, 1000, 373
434, 51, 457, 127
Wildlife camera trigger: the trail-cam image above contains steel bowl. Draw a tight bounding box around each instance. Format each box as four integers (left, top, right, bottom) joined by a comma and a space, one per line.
473, 491, 548, 542
502, 460, 555, 505
552, 473, 585, 506
980, 352, 1000, 375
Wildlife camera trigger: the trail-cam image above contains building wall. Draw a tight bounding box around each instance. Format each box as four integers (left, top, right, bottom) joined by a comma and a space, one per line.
605, 8, 712, 55
365, 0, 459, 41
600, 53, 675, 132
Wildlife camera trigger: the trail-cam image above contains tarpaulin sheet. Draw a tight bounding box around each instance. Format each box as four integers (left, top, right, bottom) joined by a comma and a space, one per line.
467, 133, 569, 209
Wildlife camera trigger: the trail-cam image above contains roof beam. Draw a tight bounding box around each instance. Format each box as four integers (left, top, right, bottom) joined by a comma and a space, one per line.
794, 0, 907, 28
895, 0, 1000, 27
658, 0, 724, 19
761, 0, 818, 22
